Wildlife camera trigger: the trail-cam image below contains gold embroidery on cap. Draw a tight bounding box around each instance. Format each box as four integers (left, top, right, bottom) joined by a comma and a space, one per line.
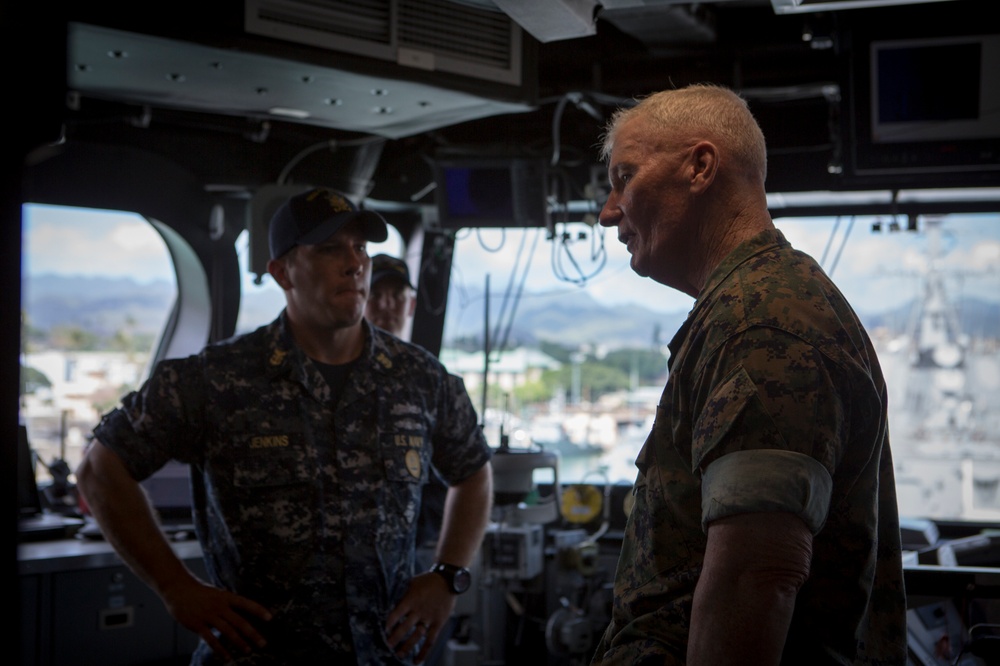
305, 189, 352, 213
327, 193, 351, 213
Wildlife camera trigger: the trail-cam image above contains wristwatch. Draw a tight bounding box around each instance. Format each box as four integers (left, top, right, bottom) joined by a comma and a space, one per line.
429, 562, 472, 594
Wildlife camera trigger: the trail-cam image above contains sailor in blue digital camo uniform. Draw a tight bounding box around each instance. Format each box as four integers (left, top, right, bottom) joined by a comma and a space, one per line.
77, 187, 494, 665
589, 85, 907, 665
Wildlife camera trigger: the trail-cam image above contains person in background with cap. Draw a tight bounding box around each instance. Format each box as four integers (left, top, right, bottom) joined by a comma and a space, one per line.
365, 255, 460, 666
365, 255, 448, 557
77, 187, 494, 665
367, 254, 418, 338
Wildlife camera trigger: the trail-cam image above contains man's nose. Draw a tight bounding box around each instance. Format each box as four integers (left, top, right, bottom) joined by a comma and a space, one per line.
345, 249, 367, 275
598, 194, 620, 228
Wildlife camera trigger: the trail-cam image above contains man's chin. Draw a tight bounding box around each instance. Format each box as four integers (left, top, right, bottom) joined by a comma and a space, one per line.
629, 256, 650, 278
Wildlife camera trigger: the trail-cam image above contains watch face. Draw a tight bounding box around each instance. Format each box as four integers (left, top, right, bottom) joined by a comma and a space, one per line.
453, 567, 471, 593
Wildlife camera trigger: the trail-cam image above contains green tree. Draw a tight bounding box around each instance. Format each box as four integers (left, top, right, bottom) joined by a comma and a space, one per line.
20, 310, 48, 353
602, 348, 668, 384
20, 364, 52, 394
49, 325, 100, 351
539, 340, 575, 364
110, 314, 139, 354
513, 379, 552, 405
541, 362, 630, 402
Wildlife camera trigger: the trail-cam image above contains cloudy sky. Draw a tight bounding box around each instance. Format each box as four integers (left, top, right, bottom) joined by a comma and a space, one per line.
23, 205, 175, 284
22, 203, 1000, 319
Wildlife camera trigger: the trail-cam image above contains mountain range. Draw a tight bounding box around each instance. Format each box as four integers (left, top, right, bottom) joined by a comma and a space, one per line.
21, 274, 1000, 351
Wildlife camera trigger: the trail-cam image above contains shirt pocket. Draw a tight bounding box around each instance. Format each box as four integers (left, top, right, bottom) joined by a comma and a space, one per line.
691, 365, 757, 473
223, 436, 318, 558
231, 433, 314, 489
381, 432, 429, 486
379, 431, 429, 537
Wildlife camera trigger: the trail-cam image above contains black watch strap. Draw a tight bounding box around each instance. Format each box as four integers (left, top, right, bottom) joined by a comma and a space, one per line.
429, 562, 471, 594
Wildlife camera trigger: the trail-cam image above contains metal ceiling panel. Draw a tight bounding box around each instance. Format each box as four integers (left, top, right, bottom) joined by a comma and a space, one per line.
67, 22, 534, 139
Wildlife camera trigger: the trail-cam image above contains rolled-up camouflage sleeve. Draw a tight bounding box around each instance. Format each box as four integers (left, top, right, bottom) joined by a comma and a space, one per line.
92, 356, 206, 481
691, 327, 846, 535
702, 449, 833, 534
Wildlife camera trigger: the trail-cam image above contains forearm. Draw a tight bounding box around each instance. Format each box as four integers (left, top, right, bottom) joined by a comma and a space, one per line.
76, 442, 199, 598
434, 463, 492, 566
688, 563, 799, 664
687, 512, 812, 666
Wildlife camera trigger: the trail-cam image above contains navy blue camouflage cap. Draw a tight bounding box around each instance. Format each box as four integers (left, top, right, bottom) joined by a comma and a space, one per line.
370, 254, 414, 289
268, 187, 388, 260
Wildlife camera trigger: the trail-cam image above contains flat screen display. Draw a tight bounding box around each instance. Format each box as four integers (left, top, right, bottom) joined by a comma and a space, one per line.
871, 36, 1000, 144
441, 165, 516, 222
848, 32, 1000, 179
434, 157, 547, 229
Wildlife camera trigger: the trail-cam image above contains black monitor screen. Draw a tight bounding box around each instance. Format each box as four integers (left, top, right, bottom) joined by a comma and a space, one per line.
434, 157, 547, 229
441, 165, 515, 222
874, 41, 982, 138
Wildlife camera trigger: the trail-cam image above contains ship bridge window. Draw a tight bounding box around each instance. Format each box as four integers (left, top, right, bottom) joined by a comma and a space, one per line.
20, 203, 179, 485
441, 214, 1000, 522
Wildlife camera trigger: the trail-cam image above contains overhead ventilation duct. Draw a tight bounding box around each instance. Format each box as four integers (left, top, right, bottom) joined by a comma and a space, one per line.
245, 0, 527, 86
68, 1, 537, 139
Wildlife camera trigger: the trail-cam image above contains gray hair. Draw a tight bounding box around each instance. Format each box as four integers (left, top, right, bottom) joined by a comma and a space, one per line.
600, 84, 767, 183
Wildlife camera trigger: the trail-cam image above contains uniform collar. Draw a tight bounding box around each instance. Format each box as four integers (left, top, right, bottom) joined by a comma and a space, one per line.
261, 311, 322, 395
262, 312, 397, 402
666, 228, 790, 365
694, 228, 790, 311
262, 311, 300, 373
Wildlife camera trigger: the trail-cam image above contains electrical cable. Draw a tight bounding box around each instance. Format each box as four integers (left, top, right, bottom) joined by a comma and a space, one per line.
820, 216, 841, 266
491, 230, 528, 351
551, 222, 608, 286
495, 228, 542, 356
476, 227, 506, 253
551, 95, 571, 167
276, 135, 385, 184
547, 168, 608, 286
550, 92, 613, 168
827, 215, 856, 277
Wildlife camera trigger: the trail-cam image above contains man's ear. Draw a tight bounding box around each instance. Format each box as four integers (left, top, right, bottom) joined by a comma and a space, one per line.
406, 291, 417, 317
267, 256, 292, 290
689, 140, 718, 194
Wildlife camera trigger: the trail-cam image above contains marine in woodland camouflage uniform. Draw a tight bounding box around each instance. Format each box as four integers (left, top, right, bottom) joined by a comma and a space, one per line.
591, 229, 907, 664
94, 313, 491, 665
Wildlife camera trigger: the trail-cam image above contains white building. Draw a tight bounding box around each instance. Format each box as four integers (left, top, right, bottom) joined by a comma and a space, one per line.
439, 347, 562, 393
20, 350, 149, 474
